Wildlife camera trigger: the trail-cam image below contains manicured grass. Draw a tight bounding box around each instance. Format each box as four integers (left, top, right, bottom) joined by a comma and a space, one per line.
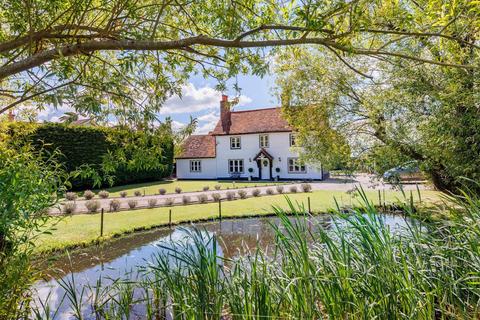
91, 180, 286, 197
36, 189, 441, 253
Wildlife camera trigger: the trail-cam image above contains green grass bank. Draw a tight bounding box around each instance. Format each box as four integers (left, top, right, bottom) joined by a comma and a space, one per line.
37, 189, 441, 253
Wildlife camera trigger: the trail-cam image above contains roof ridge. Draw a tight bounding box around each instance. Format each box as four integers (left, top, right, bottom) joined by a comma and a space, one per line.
230, 106, 280, 113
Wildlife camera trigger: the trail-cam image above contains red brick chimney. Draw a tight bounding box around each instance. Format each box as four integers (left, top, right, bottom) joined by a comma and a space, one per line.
220, 94, 231, 133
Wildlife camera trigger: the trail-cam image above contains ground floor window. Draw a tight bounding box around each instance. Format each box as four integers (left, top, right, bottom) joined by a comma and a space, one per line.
229, 159, 244, 173
190, 160, 201, 172
288, 158, 306, 173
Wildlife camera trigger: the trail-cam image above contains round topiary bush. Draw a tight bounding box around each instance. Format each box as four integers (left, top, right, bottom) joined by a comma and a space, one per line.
276, 185, 284, 194
63, 202, 77, 214
83, 190, 94, 200
85, 200, 100, 213
252, 189, 261, 197
134, 190, 142, 197
120, 191, 128, 198
158, 188, 166, 195
164, 198, 174, 206
182, 195, 191, 204
289, 185, 298, 193
110, 199, 121, 211
266, 188, 275, 195
203, 186, 210, 191
214, 185, 221, 190
226, 191, 235, 201
148, 198, 158, 208
237, 189, 247, 199
127, 199, 138, 209
198, 194, 208, 203
98, 190, 109, 199
175, 187, 182, 194
65, 192, 77, 201
301, 183, 312, 192
211, 193, 221, 202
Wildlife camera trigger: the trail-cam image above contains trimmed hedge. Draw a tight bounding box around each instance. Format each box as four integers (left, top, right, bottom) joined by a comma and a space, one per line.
9, 123, 173, 189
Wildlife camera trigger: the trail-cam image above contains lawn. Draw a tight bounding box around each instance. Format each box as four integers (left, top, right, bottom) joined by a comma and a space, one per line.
37, 189, 442, 253
90, 180, 286, 197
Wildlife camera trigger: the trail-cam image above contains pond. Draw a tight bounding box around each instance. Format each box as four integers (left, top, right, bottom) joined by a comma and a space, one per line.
34, 214, 412, 318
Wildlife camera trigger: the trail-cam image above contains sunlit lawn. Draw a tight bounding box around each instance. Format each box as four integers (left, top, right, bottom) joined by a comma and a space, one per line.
37, 189, 442, 253
89, 180, 286, 197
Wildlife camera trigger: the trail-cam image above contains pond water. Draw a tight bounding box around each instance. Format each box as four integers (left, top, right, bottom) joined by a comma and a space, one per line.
33, 214, 412, 318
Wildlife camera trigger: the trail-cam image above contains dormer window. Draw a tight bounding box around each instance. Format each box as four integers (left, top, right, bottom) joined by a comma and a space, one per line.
259, 134, 269, 148
289, 133, 297, 146
230, 136, 241, 149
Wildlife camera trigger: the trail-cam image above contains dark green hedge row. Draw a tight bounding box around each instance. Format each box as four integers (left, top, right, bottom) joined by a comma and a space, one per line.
9, 123, 173, 189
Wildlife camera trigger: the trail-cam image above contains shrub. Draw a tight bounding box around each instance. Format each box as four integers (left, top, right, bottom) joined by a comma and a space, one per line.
134, 190, 142, 197
127, 199, 138, 209
65, 192, 77, 201
148, 198, 158, 208
83, 190, 94, 200
252, 189, 261, 197
110, 199, 121, 211
158, 188, 166, 195
198, 194, 208, 203
175, 187, 182, 194
85, 200, 100, 213
119, 191, 128, 198
164, 198, 174, 206
214, 184, 221, 190
182, 195, 191, 204
266, 188, 275, 195
203, 186, 210, 191
238, 189, 247, 199
289, 185, 298, 193
226, 191, 235, 201
276, 185, 284, 194
301, 183, 312, 192
211, 193, 221, 202
98, 190, 109, 199
63, 202, 76, 214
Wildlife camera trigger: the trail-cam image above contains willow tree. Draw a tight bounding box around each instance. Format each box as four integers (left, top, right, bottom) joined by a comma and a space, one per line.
276, 0, 479, 193
0, 0, 478, 126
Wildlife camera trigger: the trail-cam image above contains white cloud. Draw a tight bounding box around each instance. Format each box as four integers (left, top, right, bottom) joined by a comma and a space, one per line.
160, 83, 252, 115
171, 120, 186, 131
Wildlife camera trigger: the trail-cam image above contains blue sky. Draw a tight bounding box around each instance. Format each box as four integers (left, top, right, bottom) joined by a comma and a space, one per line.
34, 72, 278, 134
157, 72, 279, 133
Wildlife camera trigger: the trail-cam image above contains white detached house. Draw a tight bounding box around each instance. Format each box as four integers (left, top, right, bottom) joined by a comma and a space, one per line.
175, 95, 324, 181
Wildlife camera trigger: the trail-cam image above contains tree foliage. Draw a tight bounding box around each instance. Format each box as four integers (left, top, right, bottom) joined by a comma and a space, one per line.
0, 0, 478, 125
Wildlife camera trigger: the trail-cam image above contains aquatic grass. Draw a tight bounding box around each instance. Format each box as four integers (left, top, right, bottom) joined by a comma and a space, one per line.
35, 187, 480, 319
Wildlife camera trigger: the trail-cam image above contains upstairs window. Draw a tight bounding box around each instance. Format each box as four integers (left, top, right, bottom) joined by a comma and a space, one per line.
190, 160, 201, 172
230, 136, 241, 149
289, 133, 297, 146
259, 134, 269, 148
288, 158, 306, 173
229, 159, 244, 173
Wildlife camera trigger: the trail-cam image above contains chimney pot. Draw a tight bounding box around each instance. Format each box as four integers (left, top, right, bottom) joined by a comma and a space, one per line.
222, 94, 228, 102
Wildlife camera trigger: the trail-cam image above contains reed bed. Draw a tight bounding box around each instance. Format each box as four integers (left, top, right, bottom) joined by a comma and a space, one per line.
32, 188, 480, 319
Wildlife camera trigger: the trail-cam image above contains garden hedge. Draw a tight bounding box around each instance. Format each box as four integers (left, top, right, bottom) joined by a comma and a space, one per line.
7, 122, 173, 189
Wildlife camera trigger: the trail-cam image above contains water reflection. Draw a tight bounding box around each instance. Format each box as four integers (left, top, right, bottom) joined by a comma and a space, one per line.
33, 214, 411, 318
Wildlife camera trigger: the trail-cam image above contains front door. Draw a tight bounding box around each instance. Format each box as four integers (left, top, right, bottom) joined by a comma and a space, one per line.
261, 159, 270, 180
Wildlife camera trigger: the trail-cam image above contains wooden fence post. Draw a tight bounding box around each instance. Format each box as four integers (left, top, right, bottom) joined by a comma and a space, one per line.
378, 190, 381, 207
218, 199, 222, 220
169, 209, 172, 228
100, 208, 104, 237
307, 196, 311, 214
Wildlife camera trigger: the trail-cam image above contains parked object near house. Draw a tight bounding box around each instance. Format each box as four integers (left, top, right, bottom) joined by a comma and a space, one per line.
383, 162, 424, 183
176, 95, 325, 180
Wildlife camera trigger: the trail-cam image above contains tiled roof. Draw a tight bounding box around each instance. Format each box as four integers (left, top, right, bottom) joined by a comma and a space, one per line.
211, 107, 292, 135
176, 135, 216, 159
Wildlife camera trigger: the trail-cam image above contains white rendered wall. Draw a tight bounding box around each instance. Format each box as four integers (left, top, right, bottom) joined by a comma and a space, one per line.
176, 158, 217, 179
214, 132, 323, 180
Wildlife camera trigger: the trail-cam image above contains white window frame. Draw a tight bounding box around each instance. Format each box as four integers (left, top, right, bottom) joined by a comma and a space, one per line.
289, 133, 297, 146
228, 159, 244, 174
190, 160, 201, 172
230, 136, 241, 149
259, 134, 269, 148
288, 158, 306, 173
